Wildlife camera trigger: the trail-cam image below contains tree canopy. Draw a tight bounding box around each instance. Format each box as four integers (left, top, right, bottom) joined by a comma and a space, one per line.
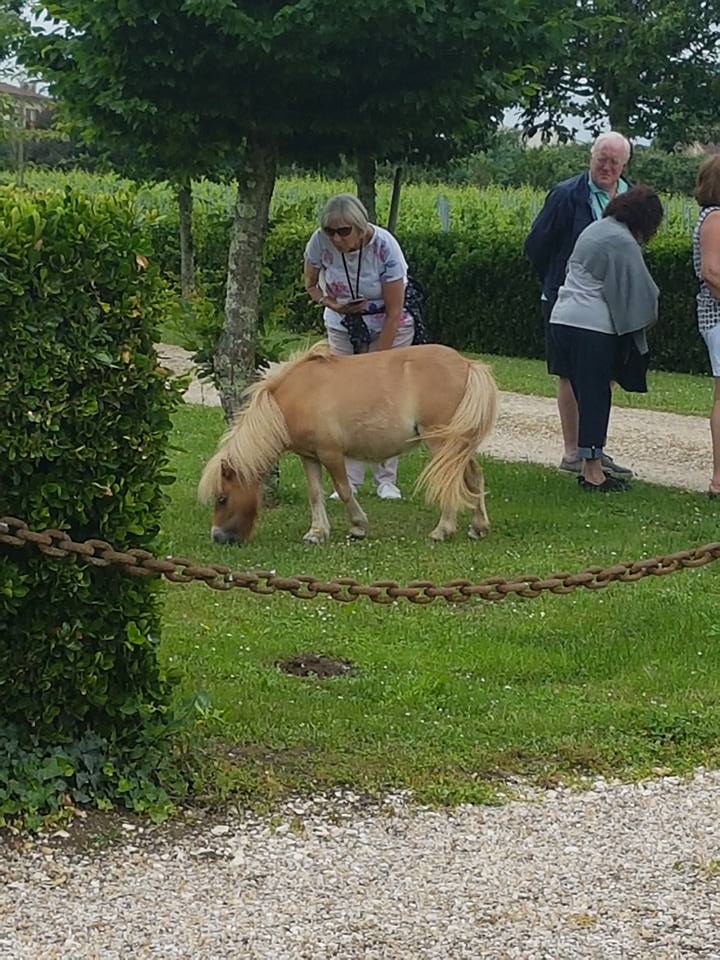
25, 0, 567, 412
521, 0, 720, 145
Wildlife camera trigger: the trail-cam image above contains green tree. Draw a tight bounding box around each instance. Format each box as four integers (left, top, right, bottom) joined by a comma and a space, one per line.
27, 1, 563, 419
520, 0, 720, 144
0, 2, 31, 174
0, 0, 25, 58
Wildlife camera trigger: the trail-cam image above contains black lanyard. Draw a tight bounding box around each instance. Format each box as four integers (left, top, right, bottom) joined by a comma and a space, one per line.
341, 244, 363, 300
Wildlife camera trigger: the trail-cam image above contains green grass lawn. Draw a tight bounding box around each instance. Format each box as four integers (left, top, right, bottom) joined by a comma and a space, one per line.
159, 403, 720, 807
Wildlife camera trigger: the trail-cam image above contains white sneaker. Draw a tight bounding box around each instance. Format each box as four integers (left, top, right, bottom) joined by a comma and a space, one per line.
377, 481, 402, 500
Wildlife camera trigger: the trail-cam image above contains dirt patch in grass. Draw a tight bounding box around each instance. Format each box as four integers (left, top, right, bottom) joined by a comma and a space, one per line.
276, 653, 354, 679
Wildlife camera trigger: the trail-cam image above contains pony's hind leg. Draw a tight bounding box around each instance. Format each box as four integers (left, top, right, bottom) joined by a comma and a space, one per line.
421, 435, 459, 542
465, 459, 490, 540
323, 453, 368, 539
300, 456, 331, 544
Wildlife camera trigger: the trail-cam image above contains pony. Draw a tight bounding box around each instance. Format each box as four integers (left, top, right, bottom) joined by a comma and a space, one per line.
198, 342, 498, 545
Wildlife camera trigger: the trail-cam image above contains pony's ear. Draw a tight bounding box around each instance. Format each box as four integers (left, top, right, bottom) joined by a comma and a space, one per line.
220, 459, 237, 481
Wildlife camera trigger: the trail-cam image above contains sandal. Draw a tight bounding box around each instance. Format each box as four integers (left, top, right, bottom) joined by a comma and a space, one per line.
577, 472, 629, 493
709, 485, 720, 500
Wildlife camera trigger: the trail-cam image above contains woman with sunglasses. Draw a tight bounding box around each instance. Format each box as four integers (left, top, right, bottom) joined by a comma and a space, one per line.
303, 193, 415, 501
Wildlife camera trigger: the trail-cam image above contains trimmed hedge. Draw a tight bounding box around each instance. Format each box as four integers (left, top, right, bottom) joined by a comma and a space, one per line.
9, 174, 705, 376
398, 228, 706, 375
0, 187, 185, 827
143, 181, 706, 376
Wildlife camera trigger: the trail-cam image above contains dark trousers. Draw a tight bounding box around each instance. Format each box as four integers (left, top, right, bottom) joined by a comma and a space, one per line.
550, 324, 620, 459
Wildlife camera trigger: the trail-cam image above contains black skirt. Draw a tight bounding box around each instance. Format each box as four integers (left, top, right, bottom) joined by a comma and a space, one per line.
549, 324, 649, 394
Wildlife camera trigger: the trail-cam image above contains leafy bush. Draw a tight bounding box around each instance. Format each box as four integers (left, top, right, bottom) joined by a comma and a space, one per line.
0, 186, 186, 827
386, 135, 704, 196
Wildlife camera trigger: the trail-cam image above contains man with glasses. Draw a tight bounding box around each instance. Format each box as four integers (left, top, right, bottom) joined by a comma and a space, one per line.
524, 131, 634, 478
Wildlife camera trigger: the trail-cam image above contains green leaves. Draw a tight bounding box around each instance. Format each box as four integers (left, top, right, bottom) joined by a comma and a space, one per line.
1, 184, 186, 828
519, 0, 720, 144
23, 1, 563, 173
0, 723, 183, 829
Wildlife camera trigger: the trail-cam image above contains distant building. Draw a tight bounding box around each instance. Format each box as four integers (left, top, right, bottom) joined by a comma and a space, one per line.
685, 141, 720, 157
0, 81, 53, 128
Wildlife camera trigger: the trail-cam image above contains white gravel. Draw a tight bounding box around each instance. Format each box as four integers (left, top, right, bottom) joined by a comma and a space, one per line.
3, 771, 720, 959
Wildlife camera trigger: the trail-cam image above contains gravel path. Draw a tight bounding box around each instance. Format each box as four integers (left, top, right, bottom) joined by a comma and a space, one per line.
3, 773, 719, 959
156, 343, 714, 493
4, 345, 715, 960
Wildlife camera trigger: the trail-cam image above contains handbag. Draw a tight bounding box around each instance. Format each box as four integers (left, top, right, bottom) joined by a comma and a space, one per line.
404, 275, 429, 345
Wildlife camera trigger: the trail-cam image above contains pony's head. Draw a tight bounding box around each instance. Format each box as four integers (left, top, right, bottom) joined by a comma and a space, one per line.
198, 342, 330, 543
198, 455, 260, 544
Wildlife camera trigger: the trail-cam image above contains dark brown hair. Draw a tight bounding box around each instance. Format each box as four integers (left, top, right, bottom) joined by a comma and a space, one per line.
694, 154, 720, 208
604, 184, 663, 243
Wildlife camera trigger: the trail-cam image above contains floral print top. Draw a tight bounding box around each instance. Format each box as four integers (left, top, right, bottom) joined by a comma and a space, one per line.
304, 224, 411, 332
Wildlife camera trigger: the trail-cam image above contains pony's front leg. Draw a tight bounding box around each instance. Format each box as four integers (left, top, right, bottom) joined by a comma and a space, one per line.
324, 455, 368, 540
300, 456, 331, 544
429, 506, 458, 542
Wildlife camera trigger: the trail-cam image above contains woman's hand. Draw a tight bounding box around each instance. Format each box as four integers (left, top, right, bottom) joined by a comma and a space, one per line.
324, 297, 368, 315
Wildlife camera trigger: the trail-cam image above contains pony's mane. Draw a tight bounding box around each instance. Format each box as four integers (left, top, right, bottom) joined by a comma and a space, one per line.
198, 340, 332, 502
250, 339, 332, 395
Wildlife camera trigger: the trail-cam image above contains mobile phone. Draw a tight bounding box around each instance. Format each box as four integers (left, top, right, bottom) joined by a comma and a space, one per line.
346, 297, 365, 306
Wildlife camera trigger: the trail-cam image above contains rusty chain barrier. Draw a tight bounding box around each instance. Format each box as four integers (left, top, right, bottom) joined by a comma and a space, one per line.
2, 515, 720, 606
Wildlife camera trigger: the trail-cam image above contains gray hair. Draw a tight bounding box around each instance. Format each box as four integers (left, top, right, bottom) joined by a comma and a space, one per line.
319, 194, 370, 232
591, 131, 631, 163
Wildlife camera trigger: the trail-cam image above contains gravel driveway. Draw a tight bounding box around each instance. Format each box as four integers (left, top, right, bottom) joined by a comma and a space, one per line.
3, 773, 719, 959
3, 345, 716, 960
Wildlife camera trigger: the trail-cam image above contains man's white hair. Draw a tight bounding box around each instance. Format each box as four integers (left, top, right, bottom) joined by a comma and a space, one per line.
591, 131, 631, 163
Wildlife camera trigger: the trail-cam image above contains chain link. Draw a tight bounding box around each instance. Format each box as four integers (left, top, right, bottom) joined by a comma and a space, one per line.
2, 516, 719, 606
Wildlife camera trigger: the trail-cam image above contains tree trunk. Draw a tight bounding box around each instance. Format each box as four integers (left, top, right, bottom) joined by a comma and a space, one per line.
214, 139, 278, 424
387, 165, 403, 235
16, 133, 24, 187
606, 89, 632, 138
177, 178, 195, 298
355, 152, 376, 222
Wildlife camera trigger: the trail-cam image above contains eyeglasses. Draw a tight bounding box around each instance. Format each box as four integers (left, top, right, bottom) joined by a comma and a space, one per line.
323, 225, 353, 237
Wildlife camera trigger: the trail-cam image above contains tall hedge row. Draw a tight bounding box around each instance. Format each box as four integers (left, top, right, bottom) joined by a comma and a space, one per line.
0, 187, 184, 826
3, 175, 704, 375
145, 185, 707, 376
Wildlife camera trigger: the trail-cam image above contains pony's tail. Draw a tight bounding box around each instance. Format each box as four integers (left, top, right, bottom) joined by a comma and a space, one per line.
415, 360, 497, 512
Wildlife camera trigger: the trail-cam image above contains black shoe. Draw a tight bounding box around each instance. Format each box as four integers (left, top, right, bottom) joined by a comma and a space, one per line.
599, 453, 633, 477
577, 472, 629, 493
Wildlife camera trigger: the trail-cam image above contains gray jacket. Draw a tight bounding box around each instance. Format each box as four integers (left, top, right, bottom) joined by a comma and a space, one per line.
551, 217, 659, 353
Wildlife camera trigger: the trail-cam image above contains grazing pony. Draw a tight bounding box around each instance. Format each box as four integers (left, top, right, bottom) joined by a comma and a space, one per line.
198, 342, 497, 544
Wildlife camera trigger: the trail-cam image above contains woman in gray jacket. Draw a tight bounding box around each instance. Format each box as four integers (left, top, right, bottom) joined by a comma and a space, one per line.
550, 185, 663, 492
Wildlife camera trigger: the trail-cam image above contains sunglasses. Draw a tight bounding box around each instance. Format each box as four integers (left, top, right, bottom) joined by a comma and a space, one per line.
323, 225, 353, 237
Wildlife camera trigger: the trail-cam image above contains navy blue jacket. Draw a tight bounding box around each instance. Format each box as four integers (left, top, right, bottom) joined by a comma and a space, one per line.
524, 172, 630, 308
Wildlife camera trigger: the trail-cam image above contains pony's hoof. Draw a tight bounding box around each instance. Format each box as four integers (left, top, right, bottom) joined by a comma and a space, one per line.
348, 528, 367, 540
302, 528, 328, 545
429, 528, 452, 542
468, 525, 489, 540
